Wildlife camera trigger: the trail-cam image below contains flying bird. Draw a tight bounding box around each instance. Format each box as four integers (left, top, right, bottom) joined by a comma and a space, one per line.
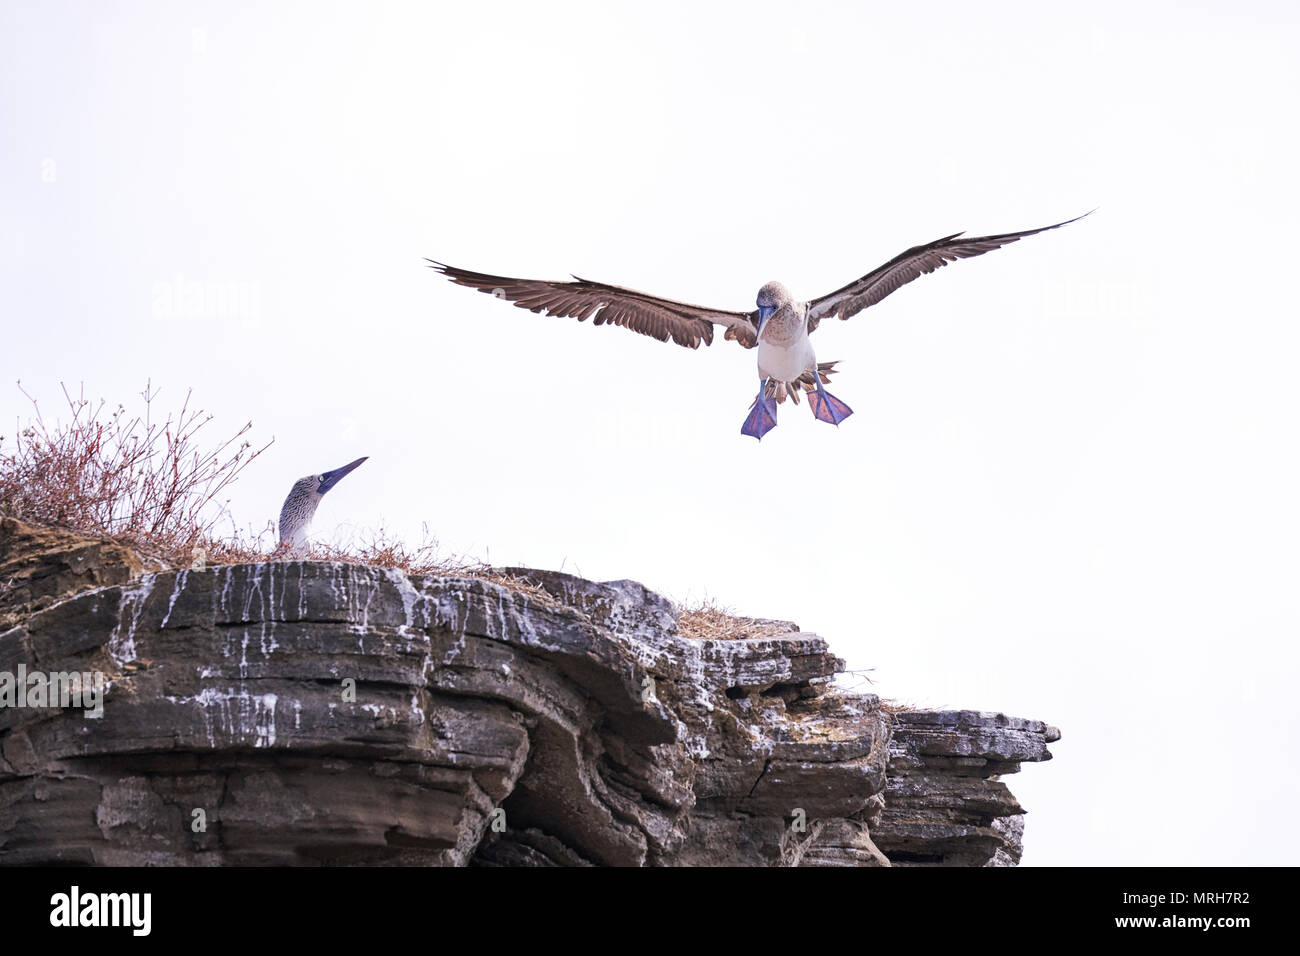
278, 457, 368, 555
427, 212, 1089, 439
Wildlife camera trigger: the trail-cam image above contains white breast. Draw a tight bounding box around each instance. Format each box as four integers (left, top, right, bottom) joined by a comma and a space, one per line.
757, 315, 816, 382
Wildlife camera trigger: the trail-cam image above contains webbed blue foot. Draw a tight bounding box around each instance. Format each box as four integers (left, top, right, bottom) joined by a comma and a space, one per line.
809, 388, 853, 426
741, 391, 778, 440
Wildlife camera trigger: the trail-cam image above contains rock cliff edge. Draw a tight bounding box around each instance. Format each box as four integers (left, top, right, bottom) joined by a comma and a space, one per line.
0, 518, 1059, 866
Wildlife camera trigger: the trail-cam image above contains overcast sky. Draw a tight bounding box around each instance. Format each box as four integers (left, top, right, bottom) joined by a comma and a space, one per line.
3, 0, 1297, 865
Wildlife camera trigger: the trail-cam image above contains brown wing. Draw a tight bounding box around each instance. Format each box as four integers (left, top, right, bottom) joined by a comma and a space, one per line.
427, 260, 758, 349
805, 211, 1092, 332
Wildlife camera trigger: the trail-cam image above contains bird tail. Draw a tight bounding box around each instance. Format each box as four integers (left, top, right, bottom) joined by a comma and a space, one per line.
762, 361, 839, 405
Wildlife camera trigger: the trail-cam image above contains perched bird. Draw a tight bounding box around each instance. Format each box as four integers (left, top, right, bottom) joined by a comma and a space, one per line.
278, 457, 368, 554
427, 212, 1090, 439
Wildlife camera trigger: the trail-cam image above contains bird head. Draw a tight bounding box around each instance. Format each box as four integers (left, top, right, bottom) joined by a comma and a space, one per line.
314, 456, 368, 496
755, 281, 791, 333
279, 456, 368, 552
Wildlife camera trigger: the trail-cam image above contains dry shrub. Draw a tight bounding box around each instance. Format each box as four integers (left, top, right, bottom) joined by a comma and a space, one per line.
0, 381, 270, 565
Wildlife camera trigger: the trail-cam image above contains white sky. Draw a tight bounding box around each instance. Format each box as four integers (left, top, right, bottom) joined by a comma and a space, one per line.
3, 0, 1297, 865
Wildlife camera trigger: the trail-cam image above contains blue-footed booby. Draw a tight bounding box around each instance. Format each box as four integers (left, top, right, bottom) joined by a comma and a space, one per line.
278, 457, 367, 554
427, 212, 1089, 439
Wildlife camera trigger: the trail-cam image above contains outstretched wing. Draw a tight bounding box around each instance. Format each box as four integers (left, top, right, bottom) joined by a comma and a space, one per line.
806, 211, 1091, 332
427, 260, 759, 349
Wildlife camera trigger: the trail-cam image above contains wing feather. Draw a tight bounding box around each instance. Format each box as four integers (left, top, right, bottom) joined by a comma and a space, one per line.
806, 212, 1092, 332
427, 261, 759, 349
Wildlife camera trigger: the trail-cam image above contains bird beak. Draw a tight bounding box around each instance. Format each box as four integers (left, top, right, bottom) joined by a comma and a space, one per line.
757, 305, 775, 333
318, 456, 367, 495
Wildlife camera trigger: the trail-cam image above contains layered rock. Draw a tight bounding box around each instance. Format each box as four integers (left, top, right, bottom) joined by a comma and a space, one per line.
0, 517, 144, 631
873, 710, 1061, 866
0, 520, 1059, 865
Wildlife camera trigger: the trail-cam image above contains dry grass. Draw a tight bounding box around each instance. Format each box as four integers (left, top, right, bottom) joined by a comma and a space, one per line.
676, 597, 799, 642
878, 699, 920, 714
283, 526, 557, 602
830, 668, 919, 711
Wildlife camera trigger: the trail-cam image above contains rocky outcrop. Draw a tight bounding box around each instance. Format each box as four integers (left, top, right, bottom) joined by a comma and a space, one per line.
874, 710, 1061, 866
0, 517, 144, 631
0, 520, 1059, 866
